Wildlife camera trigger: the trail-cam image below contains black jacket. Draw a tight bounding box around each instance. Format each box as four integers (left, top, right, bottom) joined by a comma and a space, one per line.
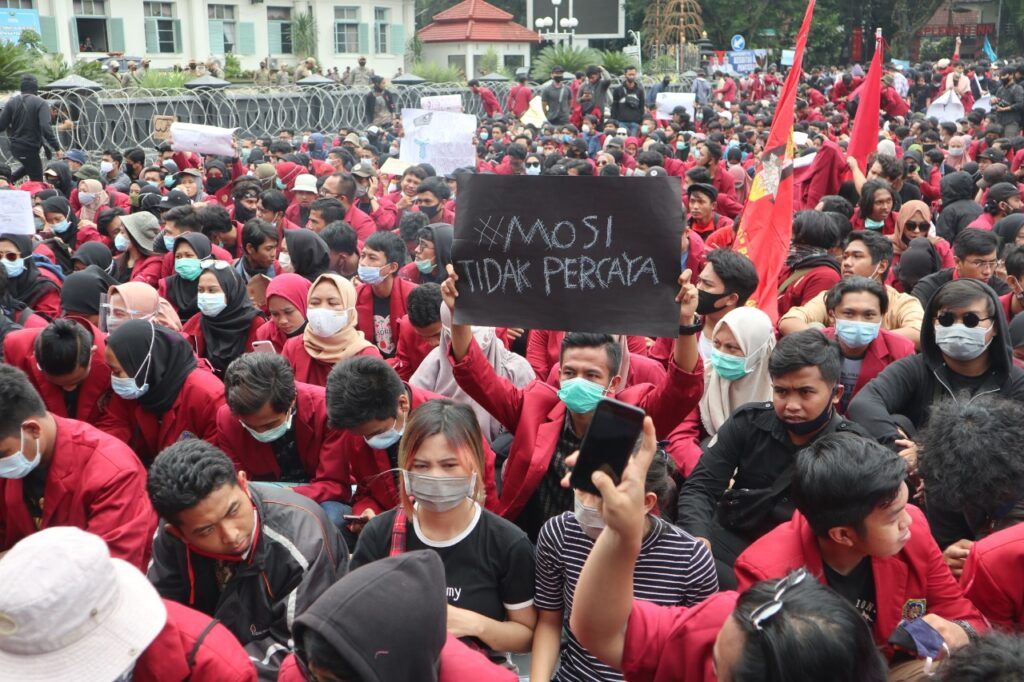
912, 268, 1010, 307
848, 280, 1024, 446
148, 485, 349, 680
934, 172, 984, 241
678, 402, 866, 541
364, 88, 396, 124
611, 81, 647, 123
0, 92, 60, 151
294, 550, 448, 681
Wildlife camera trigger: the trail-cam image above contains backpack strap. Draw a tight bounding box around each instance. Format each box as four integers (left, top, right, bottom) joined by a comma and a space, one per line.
777, 267, 812, 294
389, 508, 407, 557
184, 618, 222, 677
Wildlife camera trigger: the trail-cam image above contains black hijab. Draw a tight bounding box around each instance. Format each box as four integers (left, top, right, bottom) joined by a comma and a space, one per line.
421, 223, 454, 284
284, 229, 331, 282
165, 233, 213, 320
73, 241, 114, 273
60, 265, 117, 316
0, 266, 27, 320
41, 195, 81, 249
0, 233, 58, 310
199, 265, 261, 373
44, 160, 75, 198
205, 160, 230, 194
107, 319, 197, 415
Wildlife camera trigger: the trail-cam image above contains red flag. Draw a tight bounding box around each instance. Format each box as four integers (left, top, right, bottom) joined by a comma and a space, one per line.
732, 0, 816, 323
847, 29, 884, 174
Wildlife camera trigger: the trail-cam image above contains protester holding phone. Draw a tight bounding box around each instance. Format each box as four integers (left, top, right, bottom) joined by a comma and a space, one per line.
350, 399, 538, 658
253, 273, 310, 352
440, 264, 704, 540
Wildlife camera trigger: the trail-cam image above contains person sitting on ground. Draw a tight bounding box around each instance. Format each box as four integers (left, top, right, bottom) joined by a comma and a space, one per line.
0, 233, 61, 320
320, 220, 360, 278
280, 228, 331, 283
568, 417, 888, 682
217, 352, 352, 529
110, 211, 164, 287
147, 439, 348, 680
399, 223, 454, 285
355, 230, 415, 359
936, 633, 1024, 682
182, 262, 264, 375
351, 400, 537, 658
0, 527, 257, 682
277, 551, 517, 681
392, 282, 445, 381
253, 273, 310, 352
160, 233, 214, 320
911, 228, 1011, 306
234, 218, 279, 284
0, 365, 156, 569
776, 211, 842, 313
105, 280, 182, 333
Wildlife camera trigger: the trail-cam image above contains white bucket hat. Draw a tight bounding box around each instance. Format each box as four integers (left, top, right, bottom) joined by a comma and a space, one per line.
0, 527, 166, 681
292, 173, 318, 194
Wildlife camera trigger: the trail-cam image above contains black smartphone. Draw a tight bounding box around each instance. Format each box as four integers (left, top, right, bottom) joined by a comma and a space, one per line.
569, 398, 646, 496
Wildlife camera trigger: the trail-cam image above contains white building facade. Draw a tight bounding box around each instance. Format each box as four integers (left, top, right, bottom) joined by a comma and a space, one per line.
420, 40, 532, 79
9, 0, 414, 73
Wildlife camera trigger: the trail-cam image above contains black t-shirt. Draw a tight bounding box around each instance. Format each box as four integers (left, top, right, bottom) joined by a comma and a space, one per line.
824, 557, 877, 626
372, 294, 395, 358
351, 504, 536, 627
62, 386, 80, 420
270, 429, 307, 482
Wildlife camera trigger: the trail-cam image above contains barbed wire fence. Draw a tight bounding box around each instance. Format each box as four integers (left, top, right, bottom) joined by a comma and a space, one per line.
0, 76, 694, 164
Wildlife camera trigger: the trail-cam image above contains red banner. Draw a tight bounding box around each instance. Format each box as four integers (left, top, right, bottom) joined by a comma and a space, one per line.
847, 30, 883, 176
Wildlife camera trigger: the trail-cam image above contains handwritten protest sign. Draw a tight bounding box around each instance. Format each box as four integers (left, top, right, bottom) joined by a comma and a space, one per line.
0, 190, 34, 235
520, 95, 547, 128
420, 94, 463, 112
170, 122, 237, 157
152, 115, 177, 142
399, 109, 477, 176
926, 90, 964, 123
452, 176, 684, 337
655, 92, 696, 121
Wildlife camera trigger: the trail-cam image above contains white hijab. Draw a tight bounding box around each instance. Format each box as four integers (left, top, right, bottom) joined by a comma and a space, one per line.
699, 306, 776, 436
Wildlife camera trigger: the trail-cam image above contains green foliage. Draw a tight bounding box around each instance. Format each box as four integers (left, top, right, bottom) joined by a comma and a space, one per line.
131, 70, 194, 90
477, 47, 500, 76
224, 52, 243, 79
407, 35, 424, 63
647, 54, 679, 75
34, 53, 108, 84
600, 50, 638, 76
18, 29, 44, 53
292, 10, 318, 59
0, 42, 33, 90
411, 61, 465, 83
530, 44, 601, 80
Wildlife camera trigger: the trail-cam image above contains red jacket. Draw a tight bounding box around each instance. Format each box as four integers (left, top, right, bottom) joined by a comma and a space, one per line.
345, 203, 379, 241
355, 277, 418, 357
358, 194, 400, 231
526, 330, 648, 379
820, 327, 915, 405
543, 352, 667, 390
477, 87, 503, 116
3, 326, 112, 424
134, 599, 257, 682
390, 314, 437, 381
181, 314, 266, 369
339, 384, 498, 516
881, 86, 910, 118
621, 592, 737, 682
714, 78, 737, 102
777, 263, 842, 314
0, 416, 156, 570
734, 507, 988, 659
506, 85, 533, 117
708, 162, 743, 219
281, 336, 382, 387
215, 382, 351, 504
127, 254, 165, 288
961, 522, 1024, 630
664, 408, 705, 477
96, 368, 225, 463
277, 633, 516, 681
450, 338, 702, 520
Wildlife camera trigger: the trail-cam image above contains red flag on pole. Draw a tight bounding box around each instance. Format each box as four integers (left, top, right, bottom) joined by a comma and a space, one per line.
847, 29, 884, 174
732, 0, 816, 323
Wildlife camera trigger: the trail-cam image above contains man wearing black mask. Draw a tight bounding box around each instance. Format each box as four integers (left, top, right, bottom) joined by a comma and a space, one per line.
0, 75, 60, 182
541, 66, 571, 126
611, 66, 646, 137
692, 249, 759, 361
993, 67, 1023, 137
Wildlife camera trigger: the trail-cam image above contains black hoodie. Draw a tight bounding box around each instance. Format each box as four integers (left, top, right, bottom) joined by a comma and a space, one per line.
849, 279, 1024, 445
293, 550, 446, 682
934, 171, 984, 241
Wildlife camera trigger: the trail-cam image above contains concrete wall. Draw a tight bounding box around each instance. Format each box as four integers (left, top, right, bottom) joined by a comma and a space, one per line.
420, 40, 532, 78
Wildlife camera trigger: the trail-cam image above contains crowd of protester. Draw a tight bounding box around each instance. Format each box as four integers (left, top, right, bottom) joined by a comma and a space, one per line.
2, 40, 1024, 680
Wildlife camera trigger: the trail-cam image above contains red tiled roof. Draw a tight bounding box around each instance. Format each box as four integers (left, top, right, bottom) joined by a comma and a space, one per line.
419, 0, 541, 43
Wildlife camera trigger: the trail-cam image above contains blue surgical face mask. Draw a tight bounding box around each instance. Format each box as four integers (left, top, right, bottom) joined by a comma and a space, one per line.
557, 377, 608, 414
175, 257, 202, 281
480, 131, 489, 140
835, 319, 881, 347
0, 430, 42, 479
525, 165, 542, 176
275, 179, 287, 190
111, 323, 155, 400
710, 349, 750, 381
864, 218, 886, 230
164, 176, 176, 188
358, 265, 385, 285
364, 410, 405, 449
676, 140, 687, 150
197, 292, 227, 317
51, 219, 71, 234
2, 257, 25, 279
146, 180, 160, 188
163, 235, 176, 252
242, 409, 294, 443
562, 134, 572, 143
78, 192, 96, 206
641, 125, 651, 135
114, 232, 130, 253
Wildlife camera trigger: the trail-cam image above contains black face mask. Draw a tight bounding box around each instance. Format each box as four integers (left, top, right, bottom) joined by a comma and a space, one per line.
420, 204, 440, 218
696, 288, 730, 316
783, 388, 837, 435
553, 75, 564, 83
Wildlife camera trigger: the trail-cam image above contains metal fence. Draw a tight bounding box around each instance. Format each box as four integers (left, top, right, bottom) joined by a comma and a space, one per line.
0, 75, 694, 164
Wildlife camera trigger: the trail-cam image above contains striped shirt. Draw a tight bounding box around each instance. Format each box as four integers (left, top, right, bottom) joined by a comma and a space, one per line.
535, 512, 719, 681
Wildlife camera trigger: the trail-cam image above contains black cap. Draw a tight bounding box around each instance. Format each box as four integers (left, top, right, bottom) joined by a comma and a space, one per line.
988, 182, 1020, 205
158, 189, 191, 209
686, 182, 719, 201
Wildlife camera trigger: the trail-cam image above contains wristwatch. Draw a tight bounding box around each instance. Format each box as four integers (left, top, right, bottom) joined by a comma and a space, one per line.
678, 317, 703, 336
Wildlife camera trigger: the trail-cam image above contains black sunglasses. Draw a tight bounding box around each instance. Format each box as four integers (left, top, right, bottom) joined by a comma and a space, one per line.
525, 162, 540, 168
936, 311, 992, 328
904, 220, 928, 232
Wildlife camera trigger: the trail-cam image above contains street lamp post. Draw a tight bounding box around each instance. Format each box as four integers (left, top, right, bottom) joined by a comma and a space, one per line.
534, 0, 578, 45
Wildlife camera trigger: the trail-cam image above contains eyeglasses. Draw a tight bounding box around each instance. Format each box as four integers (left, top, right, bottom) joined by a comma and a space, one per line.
748, 568, 808, 631
525, 162, 540, 168
903, 220, 928, 233
200, 259, 231, 271
936, 311, 993, 328
965, 258, 998, 271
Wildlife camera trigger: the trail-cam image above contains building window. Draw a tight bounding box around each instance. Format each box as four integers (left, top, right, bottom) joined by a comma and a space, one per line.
503, 54, 525, 71
334, 7, 358, 53
144, 2, 177, 53
73, 0, 104, 13
374, 7, 389, 54
268, 7, 292, 54
208, 4, 236, 53
0, 0, 34, 8
73, 0, 107, 51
